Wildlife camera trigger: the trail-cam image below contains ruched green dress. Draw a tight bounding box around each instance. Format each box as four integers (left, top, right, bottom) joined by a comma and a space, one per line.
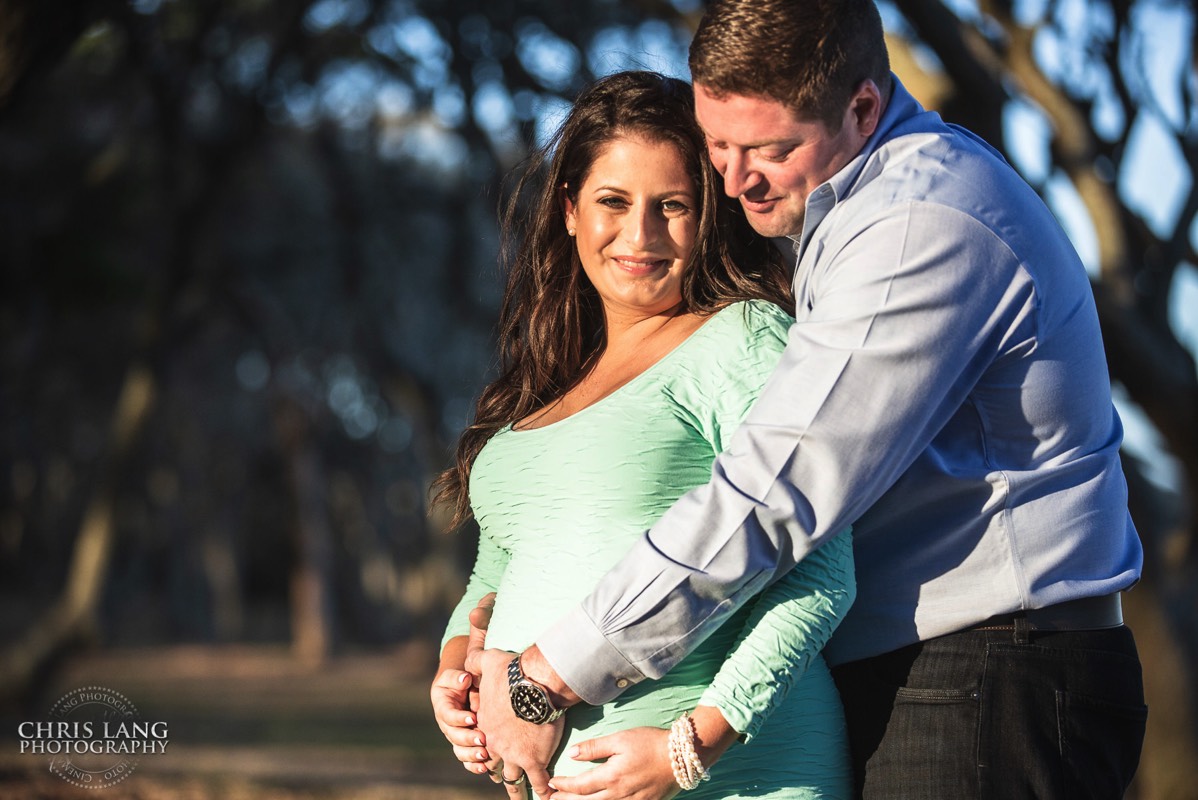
443, 300, 853, 798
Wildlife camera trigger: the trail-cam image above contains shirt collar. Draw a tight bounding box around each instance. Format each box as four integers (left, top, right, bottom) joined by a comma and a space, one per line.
788, 75, 924, 256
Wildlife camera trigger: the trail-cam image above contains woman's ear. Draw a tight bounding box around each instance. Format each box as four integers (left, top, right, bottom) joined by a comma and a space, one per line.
560, 184, 577, 233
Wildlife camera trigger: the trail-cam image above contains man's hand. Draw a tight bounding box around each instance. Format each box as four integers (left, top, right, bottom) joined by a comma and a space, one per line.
474, 647, 564, 799
546, 727, 680, 800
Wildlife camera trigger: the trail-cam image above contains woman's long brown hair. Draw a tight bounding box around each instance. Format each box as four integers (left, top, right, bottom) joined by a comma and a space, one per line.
431, 71, 794, 528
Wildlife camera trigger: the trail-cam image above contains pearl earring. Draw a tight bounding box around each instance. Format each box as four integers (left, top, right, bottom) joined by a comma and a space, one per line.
567, 228, 576, 236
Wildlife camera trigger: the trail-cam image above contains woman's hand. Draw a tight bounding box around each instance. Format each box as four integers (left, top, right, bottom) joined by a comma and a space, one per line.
431, 637, 492, 776
548, 706, 737, 800
546, 727, 680, 800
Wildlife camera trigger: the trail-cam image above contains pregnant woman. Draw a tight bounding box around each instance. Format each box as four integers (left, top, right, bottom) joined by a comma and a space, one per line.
431, 71, 854, 799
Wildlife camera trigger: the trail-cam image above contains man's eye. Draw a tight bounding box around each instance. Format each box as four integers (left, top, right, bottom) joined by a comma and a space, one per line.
759, 148, 793, 162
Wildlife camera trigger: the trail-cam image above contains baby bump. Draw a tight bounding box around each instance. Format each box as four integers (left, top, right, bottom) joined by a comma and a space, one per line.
483, 543, 660, 653
551, 653, 850, 797
549, 634, 738, 778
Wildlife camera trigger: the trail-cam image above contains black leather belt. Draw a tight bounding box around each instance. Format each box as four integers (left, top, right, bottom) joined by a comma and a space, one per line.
971, 593, 1124, 632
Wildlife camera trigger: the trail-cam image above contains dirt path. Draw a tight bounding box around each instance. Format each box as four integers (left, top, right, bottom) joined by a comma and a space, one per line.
0, 644, 498, 799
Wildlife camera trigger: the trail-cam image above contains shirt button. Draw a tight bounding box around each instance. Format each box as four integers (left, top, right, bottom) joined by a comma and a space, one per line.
615, 678, 630, 688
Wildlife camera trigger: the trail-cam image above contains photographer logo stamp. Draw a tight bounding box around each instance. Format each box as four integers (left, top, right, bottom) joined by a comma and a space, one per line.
17, 686, 169, 789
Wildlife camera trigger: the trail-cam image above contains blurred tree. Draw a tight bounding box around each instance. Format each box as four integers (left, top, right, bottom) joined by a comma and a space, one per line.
0, 0, 1194, 795
0, 0, 696, 692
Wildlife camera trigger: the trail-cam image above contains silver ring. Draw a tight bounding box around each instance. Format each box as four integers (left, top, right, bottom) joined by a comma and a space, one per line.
502, 773, 527, 787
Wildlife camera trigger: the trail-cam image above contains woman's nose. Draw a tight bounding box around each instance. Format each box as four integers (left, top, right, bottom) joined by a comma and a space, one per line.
625, 205, 663, 248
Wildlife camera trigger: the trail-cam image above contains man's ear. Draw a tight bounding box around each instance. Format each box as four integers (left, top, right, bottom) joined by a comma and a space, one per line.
849, 79, 884, 139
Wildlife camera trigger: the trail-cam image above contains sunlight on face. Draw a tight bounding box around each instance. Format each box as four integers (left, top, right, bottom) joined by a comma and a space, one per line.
694, 83, 867, 239
564, 135, 699, 320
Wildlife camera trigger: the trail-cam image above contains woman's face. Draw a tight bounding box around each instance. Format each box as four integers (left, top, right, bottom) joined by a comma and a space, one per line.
564, 134, 699, 320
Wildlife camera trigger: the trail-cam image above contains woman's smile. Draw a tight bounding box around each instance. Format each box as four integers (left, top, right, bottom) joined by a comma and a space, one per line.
612, 255, 671, 274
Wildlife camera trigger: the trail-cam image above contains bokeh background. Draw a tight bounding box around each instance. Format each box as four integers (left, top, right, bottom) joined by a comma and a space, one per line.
0, 0, 1195, 797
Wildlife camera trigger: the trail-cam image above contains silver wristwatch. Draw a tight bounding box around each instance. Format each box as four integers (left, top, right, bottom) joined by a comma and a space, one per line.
507, 655, 564, 724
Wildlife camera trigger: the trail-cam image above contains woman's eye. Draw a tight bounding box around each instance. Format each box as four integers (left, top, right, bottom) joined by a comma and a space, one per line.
662, 200, 690, 213
598, 196, 627, 208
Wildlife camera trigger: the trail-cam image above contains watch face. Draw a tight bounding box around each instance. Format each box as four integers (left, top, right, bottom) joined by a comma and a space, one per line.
510, 682, 552, 724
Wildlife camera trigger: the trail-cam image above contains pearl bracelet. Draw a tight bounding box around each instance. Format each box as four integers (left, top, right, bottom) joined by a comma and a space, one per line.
667, 713, 711, 790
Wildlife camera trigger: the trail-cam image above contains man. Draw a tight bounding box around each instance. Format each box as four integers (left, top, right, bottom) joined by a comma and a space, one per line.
468, 0, 1147, 796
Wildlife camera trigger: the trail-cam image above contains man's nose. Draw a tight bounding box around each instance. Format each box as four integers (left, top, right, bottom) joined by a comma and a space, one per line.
720, 149, 759, 198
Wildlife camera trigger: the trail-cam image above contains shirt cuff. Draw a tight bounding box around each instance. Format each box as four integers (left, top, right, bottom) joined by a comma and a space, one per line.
536, 605, 647, 706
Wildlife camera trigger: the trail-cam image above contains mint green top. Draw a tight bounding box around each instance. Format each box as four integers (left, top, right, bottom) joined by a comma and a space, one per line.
443, 300, 853, 798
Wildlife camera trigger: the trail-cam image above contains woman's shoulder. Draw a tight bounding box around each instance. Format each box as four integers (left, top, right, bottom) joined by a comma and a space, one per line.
660, 299, 793, 437
658, 299, 792, 392
697, 299, 794, 351
738, 297, 795, 332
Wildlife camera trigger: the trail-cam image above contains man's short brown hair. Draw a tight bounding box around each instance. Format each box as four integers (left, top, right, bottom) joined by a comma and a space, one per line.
689, 0, 892, 130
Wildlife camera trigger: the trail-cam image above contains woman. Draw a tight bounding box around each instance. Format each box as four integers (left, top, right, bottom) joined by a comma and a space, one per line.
430, 71, 853, 799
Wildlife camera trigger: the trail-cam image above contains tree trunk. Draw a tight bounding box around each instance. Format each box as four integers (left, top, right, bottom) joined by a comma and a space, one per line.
273, 398, 335, 667
0, 362, 157, 702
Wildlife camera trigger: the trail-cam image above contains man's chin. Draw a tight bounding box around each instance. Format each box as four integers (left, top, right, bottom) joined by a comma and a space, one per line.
743, 206, 803, 239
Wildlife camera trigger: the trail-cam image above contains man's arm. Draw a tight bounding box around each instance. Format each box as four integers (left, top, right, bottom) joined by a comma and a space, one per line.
531, 207, 1034, 704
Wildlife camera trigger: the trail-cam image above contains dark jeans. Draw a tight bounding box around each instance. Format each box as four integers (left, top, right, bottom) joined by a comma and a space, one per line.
831, 624, 1147, 799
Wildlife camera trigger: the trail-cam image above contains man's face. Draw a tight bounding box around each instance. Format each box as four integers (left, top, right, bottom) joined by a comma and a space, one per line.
694, 83, 880, 238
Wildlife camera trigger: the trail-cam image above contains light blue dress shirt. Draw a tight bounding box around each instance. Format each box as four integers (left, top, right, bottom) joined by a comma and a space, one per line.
537, 76, 1144, 705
